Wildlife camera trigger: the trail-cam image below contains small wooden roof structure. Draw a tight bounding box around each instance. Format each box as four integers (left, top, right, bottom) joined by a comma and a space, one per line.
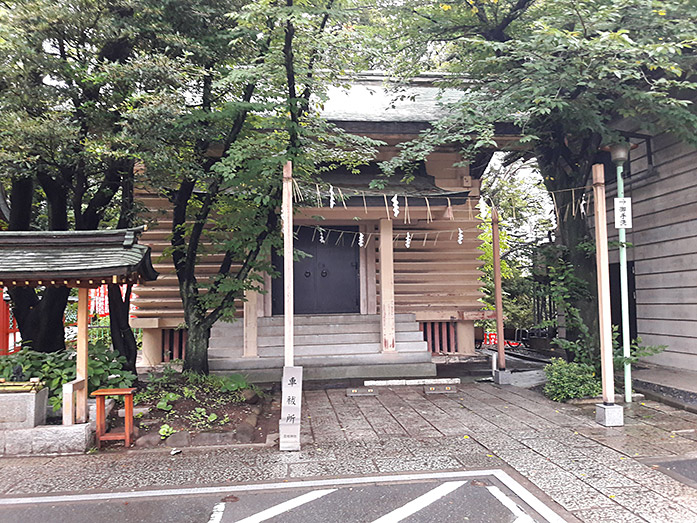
0, 227, 158, 288
0, 227, 157, 426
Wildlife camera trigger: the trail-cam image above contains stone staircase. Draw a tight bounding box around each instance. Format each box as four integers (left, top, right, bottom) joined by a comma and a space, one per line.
208, 313, 436, 381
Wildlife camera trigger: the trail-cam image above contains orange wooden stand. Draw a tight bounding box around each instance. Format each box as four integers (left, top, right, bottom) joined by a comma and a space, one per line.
91, 388, 137, 449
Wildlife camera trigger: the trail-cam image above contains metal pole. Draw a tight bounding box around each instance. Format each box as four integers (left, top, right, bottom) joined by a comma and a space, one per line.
492, 206, 505, 371
592, 164, 615, 405
282, 161, 294, 367
616, 162, 632, 403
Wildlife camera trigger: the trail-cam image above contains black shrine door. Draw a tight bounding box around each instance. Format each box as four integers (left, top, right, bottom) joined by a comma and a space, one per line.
272, 226, 360, 315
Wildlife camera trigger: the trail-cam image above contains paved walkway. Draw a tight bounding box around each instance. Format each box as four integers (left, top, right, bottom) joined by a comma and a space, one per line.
2, 381, 697, 522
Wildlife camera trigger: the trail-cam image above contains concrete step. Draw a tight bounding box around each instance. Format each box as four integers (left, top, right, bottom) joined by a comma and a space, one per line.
257, 313, 418, 327
254, 338, 426, 357
209, 350, 434, 371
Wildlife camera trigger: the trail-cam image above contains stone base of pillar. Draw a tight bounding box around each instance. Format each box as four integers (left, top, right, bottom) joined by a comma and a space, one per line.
595, 403, 624, 427
494, 369, 512, 385
141, 328, 163, 366
455, 320, 475, 355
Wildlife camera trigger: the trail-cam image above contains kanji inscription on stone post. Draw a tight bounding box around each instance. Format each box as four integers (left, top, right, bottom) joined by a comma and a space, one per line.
279, 366, 302, 451
614, 197, 633, 229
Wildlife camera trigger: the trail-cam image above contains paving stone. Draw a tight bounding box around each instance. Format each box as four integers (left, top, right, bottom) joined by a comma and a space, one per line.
191, 432, 238, 446
135, 432, 162, 448
608, 488, 697, 523
544, 484, 616, 512
4, 429, 33, 455
289, 459, 378, 478
573, 506, 647, 523
374, 455, 462, 473
31, 424, 92, 454
165, 430, 191, 447
234, 423, 255, 443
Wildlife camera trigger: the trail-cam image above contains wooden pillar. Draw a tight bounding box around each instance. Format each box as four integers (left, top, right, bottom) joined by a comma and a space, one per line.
593, 164, 615, 404
76, 287, 89, 423
282, 161, 294, 367
366, 224, 377, 315
141, 328, 163, 366
379, 219, 396, 352
492, 207, 506, 371
456, 320, 475, 355
243, 289, 259, 358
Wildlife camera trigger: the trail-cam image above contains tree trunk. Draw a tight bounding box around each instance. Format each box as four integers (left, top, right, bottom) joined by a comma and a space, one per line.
534, 130, 602, 352
108, 284, 138, 374
182, 318, 210, 374
8, 286, 70, 352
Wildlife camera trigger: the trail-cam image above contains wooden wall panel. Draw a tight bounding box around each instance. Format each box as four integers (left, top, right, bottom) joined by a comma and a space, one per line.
388, 207, 484, 320
619, 136, 697, 371
131, 191, 244, 328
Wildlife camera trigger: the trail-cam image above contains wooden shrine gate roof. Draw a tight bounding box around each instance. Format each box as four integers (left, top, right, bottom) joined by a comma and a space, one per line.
0, 227, 158, 287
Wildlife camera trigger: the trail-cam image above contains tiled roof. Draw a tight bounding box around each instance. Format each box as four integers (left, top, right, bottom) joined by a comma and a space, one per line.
0, 228, 158, 285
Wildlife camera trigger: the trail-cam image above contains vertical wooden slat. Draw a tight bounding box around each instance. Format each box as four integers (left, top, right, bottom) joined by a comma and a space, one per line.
449, 322, 456, 353
164, 330, 171, 362
425, 322, 433, 353
367, 224, 377, 315
433, 321, 441, 352
359, 224, 368, 315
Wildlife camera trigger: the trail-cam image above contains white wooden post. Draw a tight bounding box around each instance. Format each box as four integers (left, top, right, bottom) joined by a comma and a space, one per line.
280, 161, 303, 450
282, 161, 294, 367
379, 218, 396, 352
593, 163, 623, 426
76, 287, 89, 423
243, 289, 258, 358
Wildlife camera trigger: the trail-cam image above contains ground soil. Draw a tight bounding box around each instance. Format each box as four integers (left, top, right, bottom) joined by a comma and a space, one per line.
103, 375, 280, 449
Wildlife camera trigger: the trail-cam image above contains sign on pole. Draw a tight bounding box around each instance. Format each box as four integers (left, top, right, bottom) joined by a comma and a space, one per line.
614, 198, 632, 229
279, 366, 302, 451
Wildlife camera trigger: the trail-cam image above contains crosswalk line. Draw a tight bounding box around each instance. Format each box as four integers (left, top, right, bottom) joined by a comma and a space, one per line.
370, 481, 467, 523
234, 489, 337, 523
486, 486, 534, 523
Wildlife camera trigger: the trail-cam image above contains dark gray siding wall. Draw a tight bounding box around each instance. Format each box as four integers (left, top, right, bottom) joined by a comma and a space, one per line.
604, 133, 697, 370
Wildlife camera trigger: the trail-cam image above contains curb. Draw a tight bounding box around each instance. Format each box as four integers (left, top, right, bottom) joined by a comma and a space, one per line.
632, 380, 697, 415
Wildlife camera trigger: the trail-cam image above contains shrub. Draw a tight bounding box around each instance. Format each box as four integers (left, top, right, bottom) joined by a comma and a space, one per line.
0, 340, 136, 411
543, 357, 601, 402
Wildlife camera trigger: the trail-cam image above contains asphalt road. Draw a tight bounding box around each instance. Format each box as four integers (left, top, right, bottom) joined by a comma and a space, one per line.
0, 471, 564, 523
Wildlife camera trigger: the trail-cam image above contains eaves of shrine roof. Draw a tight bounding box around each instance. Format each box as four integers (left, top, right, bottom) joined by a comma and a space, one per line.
0, 227, 158, 286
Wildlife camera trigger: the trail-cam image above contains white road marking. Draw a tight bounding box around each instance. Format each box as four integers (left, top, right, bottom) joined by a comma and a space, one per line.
234, 489, 336, 523
370, 481, 466, 523
208, 502, 227, 523
486, 486, 534, 523
0, 470, 565, 522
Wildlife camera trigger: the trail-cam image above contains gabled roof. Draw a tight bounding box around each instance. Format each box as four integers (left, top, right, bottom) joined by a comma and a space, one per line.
321, 74, 461, 123
0, 227, 158, 287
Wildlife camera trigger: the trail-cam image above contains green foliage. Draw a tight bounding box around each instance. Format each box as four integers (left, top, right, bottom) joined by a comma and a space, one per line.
612, 329, 666, 369
185, 407, 220, 430
182, 387, 197, 400
158, 424, 176, 439
543, 358, 602, 402
184, 371, 250, 394
478, 159, 555, 329
156, 392, 181, 412
0, 341, 136, 411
